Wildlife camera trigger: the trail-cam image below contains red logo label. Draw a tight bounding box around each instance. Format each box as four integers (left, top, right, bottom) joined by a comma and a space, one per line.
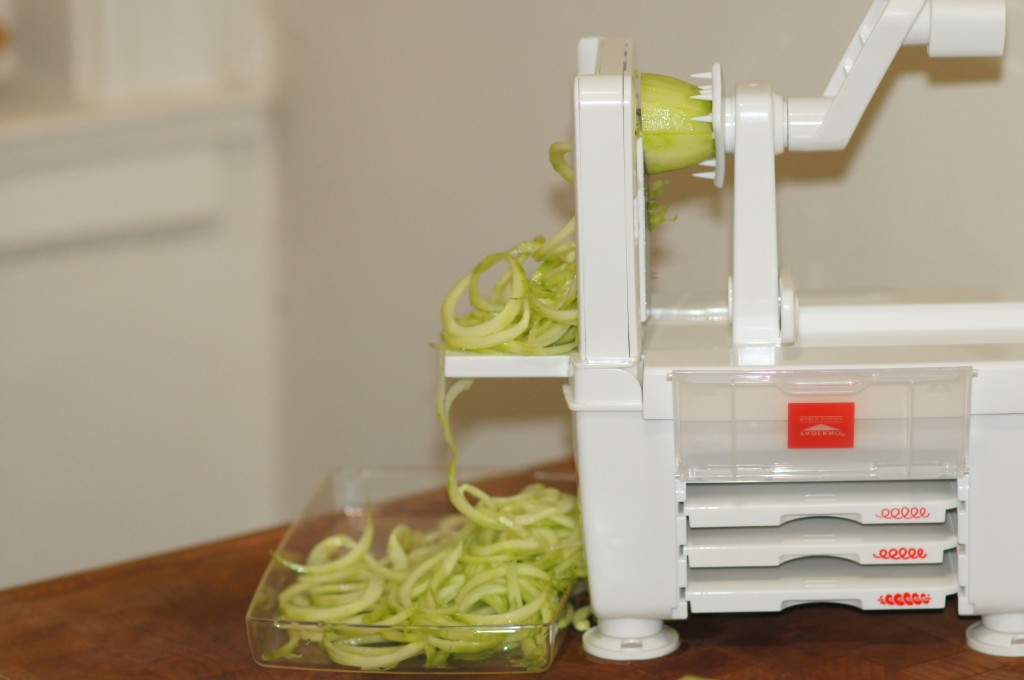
788, 402, 855, 449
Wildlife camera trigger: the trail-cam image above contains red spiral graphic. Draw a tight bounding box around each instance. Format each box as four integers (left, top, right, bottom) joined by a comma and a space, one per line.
877, 592, 932, 606
875, 506, 931, 520
872, 547, 928, 560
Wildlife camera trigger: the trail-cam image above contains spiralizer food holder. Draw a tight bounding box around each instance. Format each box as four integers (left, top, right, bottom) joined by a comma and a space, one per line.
446, 0, 1024, 662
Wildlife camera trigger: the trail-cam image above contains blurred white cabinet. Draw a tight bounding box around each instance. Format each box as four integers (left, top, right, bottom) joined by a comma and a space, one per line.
0, 1, 282, 589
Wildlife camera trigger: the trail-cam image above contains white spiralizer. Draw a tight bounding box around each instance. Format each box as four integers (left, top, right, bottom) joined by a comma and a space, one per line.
445, 0, 1024, 662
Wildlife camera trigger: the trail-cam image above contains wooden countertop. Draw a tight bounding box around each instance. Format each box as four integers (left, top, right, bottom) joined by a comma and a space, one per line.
2, 468, 1023, 679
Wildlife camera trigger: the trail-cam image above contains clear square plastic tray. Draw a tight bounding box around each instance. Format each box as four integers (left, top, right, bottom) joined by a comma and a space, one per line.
246, 465, 580, 674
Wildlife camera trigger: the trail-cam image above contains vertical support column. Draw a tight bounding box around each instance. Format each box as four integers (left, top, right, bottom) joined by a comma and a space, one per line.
963, 414, 1024, 657
570, 36, 676, 662
730, 83, 784, 363
571, 409, 680, 660
573, 38, 642, 364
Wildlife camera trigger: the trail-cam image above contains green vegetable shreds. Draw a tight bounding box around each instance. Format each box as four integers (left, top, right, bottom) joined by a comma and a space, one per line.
439, 141, 578, 357
639, 72, 715, 175
262, 364, 587, 672
438, 73, 713, 357
266, 469, 586, 671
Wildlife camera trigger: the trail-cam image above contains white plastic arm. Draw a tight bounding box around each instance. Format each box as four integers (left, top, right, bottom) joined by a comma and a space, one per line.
725, 0, 1004, 356
787, 0, 1005, 151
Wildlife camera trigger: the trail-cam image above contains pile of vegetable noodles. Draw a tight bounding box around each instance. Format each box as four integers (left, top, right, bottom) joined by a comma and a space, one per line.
439, 72, 714, 356
261, 73, 713, 672
263, 453, 588, 671
261, 370, 588, 671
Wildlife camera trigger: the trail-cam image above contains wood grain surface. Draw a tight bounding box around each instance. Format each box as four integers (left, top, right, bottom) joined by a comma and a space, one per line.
2, 468, 1023, 679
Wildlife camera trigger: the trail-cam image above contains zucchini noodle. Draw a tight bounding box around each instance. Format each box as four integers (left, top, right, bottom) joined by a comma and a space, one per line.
438, 136, 676, 359
439, 142, 578, 357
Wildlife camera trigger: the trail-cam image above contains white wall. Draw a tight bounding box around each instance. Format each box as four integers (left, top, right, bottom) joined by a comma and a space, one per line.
0, 1, 282, 590
3, 0, 1020, 590
273, 0, 1024, 503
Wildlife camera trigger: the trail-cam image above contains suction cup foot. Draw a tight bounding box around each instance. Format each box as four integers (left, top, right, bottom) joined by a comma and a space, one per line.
966, 615, 1024, 657
582, 618, 680, 661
